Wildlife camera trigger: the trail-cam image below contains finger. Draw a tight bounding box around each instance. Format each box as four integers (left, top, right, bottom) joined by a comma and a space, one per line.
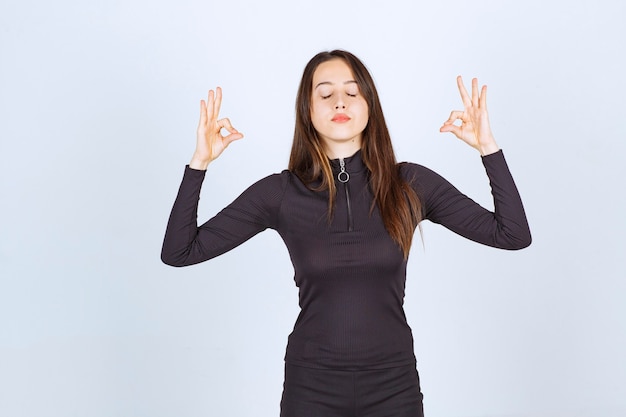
456, 76, 471, 107
217, 117, 239, 133
442, 110, 464, 125
198, 100, 207, 127
206, 90, 215, 121
471, 78, 479, 107
480, 84, 488, 109
213, 86, 223, 120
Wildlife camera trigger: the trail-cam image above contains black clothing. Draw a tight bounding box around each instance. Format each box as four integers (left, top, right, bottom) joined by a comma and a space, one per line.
161, 150, 531, 371
280, 363, 424, 417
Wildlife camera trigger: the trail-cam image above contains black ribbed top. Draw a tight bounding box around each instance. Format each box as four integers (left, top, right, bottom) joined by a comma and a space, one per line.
161, 150, 531, 370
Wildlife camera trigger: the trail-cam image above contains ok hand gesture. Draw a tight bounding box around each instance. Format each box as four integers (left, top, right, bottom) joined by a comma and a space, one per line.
190, 87, 244, 170
440, 76, 500, 156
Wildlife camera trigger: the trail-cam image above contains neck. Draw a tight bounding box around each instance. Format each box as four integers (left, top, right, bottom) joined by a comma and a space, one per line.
323, 140, 362, 160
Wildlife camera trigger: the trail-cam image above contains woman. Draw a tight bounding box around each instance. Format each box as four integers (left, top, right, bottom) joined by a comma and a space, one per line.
162, 50, 531, 417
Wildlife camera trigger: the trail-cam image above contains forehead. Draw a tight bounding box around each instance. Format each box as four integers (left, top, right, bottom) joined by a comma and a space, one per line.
312, 59, 355, 85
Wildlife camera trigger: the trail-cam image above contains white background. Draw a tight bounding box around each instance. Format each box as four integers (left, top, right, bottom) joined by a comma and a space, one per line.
1, 0, 624, 416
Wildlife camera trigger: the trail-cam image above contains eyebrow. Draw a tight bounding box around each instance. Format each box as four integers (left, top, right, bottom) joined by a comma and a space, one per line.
314, 80, 358, 89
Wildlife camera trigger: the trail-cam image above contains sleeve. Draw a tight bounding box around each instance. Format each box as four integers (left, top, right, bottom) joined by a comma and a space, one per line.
406, 150, 532, 250
161, 166, 288, 267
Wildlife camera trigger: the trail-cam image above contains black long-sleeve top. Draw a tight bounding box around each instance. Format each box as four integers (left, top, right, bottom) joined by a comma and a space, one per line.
161, 150, 531, 370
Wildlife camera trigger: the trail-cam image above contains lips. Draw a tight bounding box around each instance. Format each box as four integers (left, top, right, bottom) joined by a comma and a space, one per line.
331, 113, 351, 122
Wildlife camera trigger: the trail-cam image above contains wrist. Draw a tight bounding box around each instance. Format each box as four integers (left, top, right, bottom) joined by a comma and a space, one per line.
189, 154, 210, 170
477, 137, 500, 156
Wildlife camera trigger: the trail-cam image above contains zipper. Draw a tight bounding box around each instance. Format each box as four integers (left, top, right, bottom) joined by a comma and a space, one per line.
338, 158, 353, 232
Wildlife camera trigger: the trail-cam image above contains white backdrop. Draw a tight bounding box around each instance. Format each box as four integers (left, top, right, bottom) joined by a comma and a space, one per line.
1, 0, 624, 416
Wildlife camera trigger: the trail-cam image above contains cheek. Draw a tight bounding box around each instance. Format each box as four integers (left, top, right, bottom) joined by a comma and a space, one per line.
309, 106, 324, 130
311, 102, 328, 120
313, 100, 329, 112
357, 102, 369, 122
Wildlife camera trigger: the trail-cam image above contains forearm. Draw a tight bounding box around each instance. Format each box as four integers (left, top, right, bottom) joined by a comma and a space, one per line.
161, 166, 207, 266
478, 150, 532, 249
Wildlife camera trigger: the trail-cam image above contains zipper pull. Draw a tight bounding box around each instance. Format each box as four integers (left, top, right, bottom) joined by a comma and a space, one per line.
338, 158, 350, 183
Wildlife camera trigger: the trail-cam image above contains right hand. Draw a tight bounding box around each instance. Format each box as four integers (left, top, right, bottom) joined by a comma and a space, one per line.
190, 87, 243, 170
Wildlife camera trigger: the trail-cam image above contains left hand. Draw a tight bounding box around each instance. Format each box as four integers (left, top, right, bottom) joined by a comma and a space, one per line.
440, 76, 500, 156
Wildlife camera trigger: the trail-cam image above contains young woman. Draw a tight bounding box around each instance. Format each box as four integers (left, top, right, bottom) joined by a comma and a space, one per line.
161, 50, 531, 417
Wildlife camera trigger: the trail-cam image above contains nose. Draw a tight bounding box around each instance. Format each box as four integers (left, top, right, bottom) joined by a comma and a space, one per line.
334, 98, 346, 109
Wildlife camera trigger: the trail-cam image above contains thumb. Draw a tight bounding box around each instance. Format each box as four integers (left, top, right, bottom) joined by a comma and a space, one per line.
222, 131, 244, 147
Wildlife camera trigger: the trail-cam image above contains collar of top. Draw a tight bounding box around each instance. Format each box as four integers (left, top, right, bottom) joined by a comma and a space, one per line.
329, 150, 368, 177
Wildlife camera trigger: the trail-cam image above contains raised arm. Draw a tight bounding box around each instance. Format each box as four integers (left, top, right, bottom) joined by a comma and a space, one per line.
408, 77, 531, 249
161, 89, 283, 267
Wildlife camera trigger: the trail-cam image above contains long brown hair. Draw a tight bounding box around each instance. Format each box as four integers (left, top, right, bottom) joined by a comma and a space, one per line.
288, 50, 422, 258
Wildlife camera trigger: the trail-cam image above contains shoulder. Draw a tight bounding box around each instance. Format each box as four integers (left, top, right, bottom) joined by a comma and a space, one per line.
249, 170, 292, 188
236, 169, 294, 203
399, 161, 448, 186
